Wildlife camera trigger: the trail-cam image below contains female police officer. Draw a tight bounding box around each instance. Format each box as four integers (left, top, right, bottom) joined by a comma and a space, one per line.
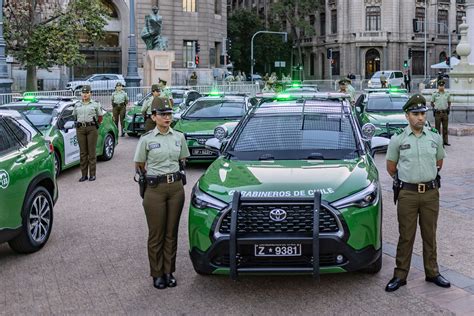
134, 96, 190, 290
73, 85, 103, 182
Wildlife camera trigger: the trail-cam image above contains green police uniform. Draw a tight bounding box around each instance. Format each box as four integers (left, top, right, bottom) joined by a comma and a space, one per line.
142, 84, 160, 132
73, 85, 102, 180
111, 87, 129, 135
338, 79, 355, 104
380, 73, 387, 88
386, 94, 446, 281
430, 80, 451, 145
134, 97, 190, 281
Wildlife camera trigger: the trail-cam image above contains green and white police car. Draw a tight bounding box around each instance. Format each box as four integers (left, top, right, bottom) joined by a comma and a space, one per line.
0, 109, 58, 253
188, 94, 382, 277
173, 93, 257, 161
0, 96, 118, 175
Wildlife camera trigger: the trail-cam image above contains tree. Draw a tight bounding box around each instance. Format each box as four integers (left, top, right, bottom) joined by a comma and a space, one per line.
271, 0, 318, 79
4, 0, 109, 91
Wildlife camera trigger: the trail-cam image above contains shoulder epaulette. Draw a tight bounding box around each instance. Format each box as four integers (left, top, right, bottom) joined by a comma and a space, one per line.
430, 127, 438, 134
141, 130, 152, 137
395, 128, 404, 135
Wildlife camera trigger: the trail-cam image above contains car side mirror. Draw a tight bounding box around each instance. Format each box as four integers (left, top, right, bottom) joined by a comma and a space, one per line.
370, 136, 390, 156
64, 121, 75, 132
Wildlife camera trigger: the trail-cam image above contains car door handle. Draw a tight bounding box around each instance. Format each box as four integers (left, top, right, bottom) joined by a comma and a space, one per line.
16, 155, 27, 164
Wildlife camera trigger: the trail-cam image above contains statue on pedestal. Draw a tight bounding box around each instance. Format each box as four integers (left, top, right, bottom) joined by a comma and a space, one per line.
141, 3, 168, 51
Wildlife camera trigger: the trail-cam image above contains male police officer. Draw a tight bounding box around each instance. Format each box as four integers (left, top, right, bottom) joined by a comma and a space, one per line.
134, 96, 190, 289
111, 82, 129, 137
380, 71, 387, 88
338, 79, 355, 105
141, 84, 161, 132
431, 79, 451, 146
385, 94, 450, 292
73, 85, 103, 182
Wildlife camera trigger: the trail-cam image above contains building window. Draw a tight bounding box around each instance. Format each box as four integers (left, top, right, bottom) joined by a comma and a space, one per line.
331, 9, 337, 34
183, 0, 196, 12
412, 50, 424, 75
310, 53, 316, 76
438, 10, 448, 34
101, 0, 119, 18
456, 11, 466, 33
415, 7, 425, 32
331, 51, 340, 76
215, 0, 221, 14
366, 6, 381, 31
320, 12, 326, 36
183, 40, 196, 68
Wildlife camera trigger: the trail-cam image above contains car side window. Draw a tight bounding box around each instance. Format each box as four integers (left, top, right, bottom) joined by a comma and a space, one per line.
3, 117, 29, 146
395, 72, 403, 78
0, 119, 21, 154
58, 105, 75, 129
389, 73, 395, 79
90, 76, 104, 81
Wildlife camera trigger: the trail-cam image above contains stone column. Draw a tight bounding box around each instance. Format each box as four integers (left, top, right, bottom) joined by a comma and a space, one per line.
467, 0, 474, 65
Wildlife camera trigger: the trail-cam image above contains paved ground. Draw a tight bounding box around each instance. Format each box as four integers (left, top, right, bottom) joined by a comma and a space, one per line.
0, 133, 473, 315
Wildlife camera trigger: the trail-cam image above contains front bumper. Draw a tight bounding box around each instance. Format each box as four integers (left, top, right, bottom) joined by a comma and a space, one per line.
185, 135, 219, 161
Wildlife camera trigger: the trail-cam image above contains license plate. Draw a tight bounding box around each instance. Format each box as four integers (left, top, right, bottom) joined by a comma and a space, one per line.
192, 148, 214, 156
254, 243, 302, 257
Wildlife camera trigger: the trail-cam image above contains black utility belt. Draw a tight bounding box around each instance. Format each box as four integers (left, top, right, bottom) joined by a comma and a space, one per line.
401, 180, 437, 193
146, 172, 182, 185
76, 121, 96, 127
113, 102, 126, 107
435, 110, 448, 113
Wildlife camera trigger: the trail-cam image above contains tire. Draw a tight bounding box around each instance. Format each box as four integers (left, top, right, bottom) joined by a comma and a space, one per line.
54, 151, 61, 177
361, 253, 382, 274
98, 133, 115, 161
8, 186, 54, 253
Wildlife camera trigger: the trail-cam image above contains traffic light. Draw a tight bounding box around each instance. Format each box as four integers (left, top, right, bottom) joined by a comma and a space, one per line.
403, 60, 408, 68
327, 48, 333, 59
408, 48, 413, 59
195, 55, 200, 65
226, 38, 232, 52
195, 42, 200, 54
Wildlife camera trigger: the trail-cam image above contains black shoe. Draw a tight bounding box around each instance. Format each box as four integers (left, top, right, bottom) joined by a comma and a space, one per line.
385, 277, 407, 292
165, 273, 177, 287
78, 176, 88, 182
89, 176, 96, 181
443, 143, 451, 146
425, 274, 451, 288
153, 276, 167, 289
121, 132, 125, 137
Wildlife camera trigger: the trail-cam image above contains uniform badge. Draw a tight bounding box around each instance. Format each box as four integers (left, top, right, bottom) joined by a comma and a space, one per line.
148, 143, 161, 150
400, 144, 411, 150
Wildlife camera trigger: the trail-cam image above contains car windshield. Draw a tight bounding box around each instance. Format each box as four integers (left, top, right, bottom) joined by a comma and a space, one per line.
366, 96, 409, 111
2, 105, 56, 128
184, 99, 245, 119
228, 114, 359, 160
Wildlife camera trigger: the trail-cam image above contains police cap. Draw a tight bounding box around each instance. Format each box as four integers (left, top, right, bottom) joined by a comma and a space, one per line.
437, 79, 446, 86
81, 85, 91, 93
151, 84, 160, 92
338, 78, 349, 85
151, 96, 173, 114
403, 93, 428, 113
115, 82, 123, 87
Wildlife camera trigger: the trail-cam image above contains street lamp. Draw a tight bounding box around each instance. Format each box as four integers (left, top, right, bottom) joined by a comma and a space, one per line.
125, 0, 141, 88
0, 0, 13, 93
418, 19, 452, 79
250, 31, 288, 83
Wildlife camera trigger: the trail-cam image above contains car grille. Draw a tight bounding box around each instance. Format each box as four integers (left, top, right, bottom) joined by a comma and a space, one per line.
212, 253, 342, 267
218, 204, 339, 235
185, 134, 213, 145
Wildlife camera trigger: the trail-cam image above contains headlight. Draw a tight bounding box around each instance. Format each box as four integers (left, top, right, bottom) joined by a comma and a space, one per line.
191, 184, 227, 210
368, 80, 372, 85
331, 182, 379, 209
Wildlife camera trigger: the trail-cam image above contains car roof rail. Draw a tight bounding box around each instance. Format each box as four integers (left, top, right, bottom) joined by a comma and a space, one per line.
13, 94, 77, 102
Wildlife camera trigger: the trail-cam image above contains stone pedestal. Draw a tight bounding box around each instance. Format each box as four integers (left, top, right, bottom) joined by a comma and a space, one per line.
143, 51, 175, 86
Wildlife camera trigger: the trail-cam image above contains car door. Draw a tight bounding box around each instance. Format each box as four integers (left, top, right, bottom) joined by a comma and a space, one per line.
0, 118, 31, 228
89, 75, 106, 90
57, 105, 80, 166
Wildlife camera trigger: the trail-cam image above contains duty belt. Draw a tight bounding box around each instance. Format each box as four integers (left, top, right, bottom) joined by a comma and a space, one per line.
76, 121, 96, 127
401, 180, 438, 193
146, 172, 182, 184
436, 110, 448, 113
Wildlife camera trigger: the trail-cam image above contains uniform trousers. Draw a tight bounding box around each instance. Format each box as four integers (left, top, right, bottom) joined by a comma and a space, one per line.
394, 188, 440, 280
112, 104, 126, 132
143, 180, 185, 277
435, 111, 449, 144
76, 125, 98, 177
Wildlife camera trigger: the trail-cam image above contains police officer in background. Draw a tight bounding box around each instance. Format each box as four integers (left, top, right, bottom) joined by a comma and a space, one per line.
141, 84, 161, 132
111, 82, 129, 137
158, 78, 174, 107
431, 79, 451, 146
73, 85, 103, 182
385, 94, 450, 292
338, 79, 355, 105
134, 96, 190, 290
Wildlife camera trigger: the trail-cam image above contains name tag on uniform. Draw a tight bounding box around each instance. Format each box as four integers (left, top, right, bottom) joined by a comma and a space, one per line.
148, 143, 161, 150
175, 141, 181, 147
400, 144, 411, 150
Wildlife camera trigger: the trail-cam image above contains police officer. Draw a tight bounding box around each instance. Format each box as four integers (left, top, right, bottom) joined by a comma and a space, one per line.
141, 84, 161, 132
158, 78, 174, 107
380, 71, 387, 88
338, 79, 355, 105
73, 85, 103, 182
134, 96, 190, 290
385, 94, 450, 292
431, 79, 451, 146
111, 82, 129, 137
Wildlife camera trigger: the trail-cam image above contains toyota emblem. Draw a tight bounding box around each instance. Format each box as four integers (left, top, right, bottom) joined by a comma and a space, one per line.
197, 138, 207, 145
269, 208, 287, 222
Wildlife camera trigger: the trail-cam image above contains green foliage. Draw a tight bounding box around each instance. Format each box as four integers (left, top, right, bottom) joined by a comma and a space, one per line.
4, 0, 109, 69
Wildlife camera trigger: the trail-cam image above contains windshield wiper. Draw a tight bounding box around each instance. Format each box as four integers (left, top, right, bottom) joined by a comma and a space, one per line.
306, 153, 325, 160
259, 153, 275, 160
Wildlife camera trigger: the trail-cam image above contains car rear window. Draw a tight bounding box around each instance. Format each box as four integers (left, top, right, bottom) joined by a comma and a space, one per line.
184, 100, 246, 119
367, 96, 408, 111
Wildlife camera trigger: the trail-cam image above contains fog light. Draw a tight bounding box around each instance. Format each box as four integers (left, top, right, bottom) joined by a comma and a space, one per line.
336, 254, 344, 264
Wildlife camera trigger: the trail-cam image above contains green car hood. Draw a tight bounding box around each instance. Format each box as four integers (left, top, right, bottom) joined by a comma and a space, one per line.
127, 106, 142, 115
364, 112, 407, 126
174, 118, 239, 135
199, 158, 376, 204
